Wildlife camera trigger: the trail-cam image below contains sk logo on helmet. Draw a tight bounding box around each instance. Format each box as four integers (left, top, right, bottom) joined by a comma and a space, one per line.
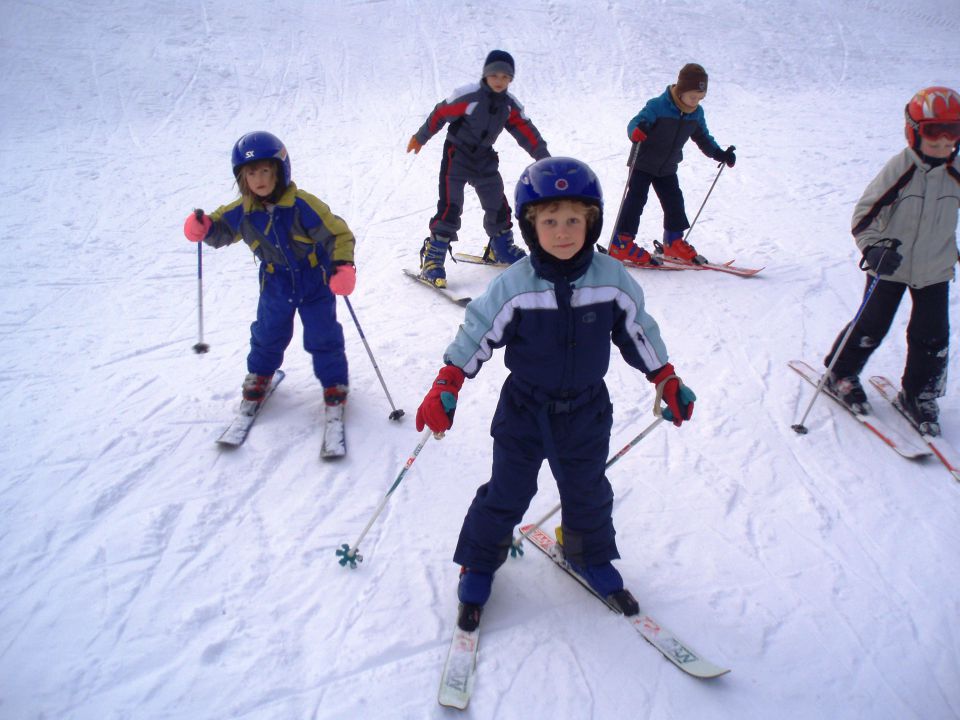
555, 179, 569, 191
245, 150, 256, 159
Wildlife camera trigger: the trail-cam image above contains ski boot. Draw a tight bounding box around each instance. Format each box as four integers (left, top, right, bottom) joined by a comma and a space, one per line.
897, 389, 940, 437
483, 230, 527, 265
656, 230, 707, 265
456, 567, 493, 631
420, 234, 451, 288
824, 372, 871, 415
241, 373, 274, 415
323, 384, 349, 407
557, 527, 639, 616
607, 232, 662, 267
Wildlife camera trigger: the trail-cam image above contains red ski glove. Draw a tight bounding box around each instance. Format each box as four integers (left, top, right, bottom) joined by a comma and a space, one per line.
407, 136, 422, 154
647, 363, 696, 426
329, 264, 356, 296
416, 365, 465, 433
630, 127, 647, 143
184, 211, 212, 242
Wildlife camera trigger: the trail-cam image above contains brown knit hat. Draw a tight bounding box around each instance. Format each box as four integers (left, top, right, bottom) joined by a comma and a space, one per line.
676, 63, 708, 95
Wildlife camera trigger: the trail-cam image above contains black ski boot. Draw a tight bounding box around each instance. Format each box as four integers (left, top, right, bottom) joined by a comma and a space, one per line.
897, 389, 940, 437
825, 373, 871, 414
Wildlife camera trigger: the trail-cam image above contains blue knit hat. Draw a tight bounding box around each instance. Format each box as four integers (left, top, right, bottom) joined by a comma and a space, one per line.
483, 50, 515, 78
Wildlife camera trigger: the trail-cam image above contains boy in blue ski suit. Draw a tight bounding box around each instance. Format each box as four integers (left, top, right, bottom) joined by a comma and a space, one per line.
415, 157, 696, 631
406, 49, 550, 288
183, 131, 356, 409
607, 63, 736, 267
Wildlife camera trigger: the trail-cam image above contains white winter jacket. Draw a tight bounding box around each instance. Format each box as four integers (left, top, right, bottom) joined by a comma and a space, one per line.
852, 147, 960, 289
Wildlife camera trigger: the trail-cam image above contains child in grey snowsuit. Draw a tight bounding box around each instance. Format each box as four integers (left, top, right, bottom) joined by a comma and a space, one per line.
406, 50, 550, 288
823, 86, 960, 436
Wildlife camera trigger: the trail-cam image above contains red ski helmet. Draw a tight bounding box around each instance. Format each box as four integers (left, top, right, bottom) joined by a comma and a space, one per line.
904, 87, 960, 149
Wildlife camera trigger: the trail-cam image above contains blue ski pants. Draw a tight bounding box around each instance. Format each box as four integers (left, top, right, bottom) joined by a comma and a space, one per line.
247, 263, 348, 388
453, 375, 618, 573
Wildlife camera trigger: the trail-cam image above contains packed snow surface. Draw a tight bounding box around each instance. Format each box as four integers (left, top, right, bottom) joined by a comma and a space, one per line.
1, 1, 959, 718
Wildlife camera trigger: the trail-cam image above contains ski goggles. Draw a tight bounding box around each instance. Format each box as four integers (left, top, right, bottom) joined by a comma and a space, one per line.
919, 120, 960, 141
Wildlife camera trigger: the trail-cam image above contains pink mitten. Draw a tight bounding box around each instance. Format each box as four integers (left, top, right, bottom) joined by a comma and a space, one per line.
329, 264, 356, 296
184, 211, 212, 242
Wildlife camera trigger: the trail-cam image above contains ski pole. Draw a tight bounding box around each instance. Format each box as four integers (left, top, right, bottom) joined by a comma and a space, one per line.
192, 209, 210, 354
682, 150, 732, 247
792, 269, 886, 434
511, 416, 666, 556
607, 141, 642, 246
336, 428, 434, 568
342, 296, 404, 421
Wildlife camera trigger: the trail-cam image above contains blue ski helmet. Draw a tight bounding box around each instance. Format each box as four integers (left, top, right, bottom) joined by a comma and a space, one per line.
231, 131, 292, 186
514, 157, 604, 247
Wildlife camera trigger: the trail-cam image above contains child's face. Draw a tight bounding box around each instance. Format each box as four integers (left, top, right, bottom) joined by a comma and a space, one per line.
485, 73, 512, 93
679, 89, 706, 108
534, 201, 589, 260
919, 134, 958, 159
242, 160, 278, 198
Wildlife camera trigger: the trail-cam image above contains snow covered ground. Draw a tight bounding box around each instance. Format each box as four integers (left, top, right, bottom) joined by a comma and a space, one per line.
2, 0, 959, 718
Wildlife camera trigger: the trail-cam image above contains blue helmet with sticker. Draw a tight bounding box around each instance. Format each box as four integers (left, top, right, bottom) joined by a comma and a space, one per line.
231, 131, 292, 186
514, 157, 604, 247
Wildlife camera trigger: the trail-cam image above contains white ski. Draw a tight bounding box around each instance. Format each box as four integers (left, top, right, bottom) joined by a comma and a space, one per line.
520, 524, 730, 679
402, 268, 471, 307
789, 360, 930, 459
437, 624, 480, 709
216, 370, 285, 447
321, 403, 346, 459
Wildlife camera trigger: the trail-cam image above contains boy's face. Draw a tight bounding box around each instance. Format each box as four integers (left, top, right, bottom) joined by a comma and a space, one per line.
485, 72, 512, 93
679, 89, 706, 108
919, 134, 958, 159
242, 160, 278, 198
534, 201, 589, 260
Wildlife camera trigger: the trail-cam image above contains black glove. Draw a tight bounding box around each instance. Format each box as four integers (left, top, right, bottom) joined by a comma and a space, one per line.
861, 239, 903, 276
716, 145, 736, 167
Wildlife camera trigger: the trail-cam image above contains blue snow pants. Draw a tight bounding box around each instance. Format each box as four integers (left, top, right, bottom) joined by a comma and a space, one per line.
453, 375, 618, 573
247, 262, 348, 388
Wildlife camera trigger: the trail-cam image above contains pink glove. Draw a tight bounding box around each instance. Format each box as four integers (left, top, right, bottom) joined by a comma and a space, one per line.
184, 211, 212, 242
329, 264, 356, 296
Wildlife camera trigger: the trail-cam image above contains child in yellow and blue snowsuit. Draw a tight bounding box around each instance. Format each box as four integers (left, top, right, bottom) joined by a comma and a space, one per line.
183, 131, 356, 410
415, 157, 696, 632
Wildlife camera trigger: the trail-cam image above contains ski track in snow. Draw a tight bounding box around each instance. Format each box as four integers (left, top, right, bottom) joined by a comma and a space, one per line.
2, 0, 960, 718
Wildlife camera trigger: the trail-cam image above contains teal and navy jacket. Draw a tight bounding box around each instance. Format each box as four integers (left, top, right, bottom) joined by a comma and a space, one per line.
628, 85, 724, 177
204, 182, 355, 280
444, 250, 668, 395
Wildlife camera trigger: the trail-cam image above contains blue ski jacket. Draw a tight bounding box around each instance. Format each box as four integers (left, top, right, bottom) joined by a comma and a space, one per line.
627, 86, 725, 176
443, 250, 669, 395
